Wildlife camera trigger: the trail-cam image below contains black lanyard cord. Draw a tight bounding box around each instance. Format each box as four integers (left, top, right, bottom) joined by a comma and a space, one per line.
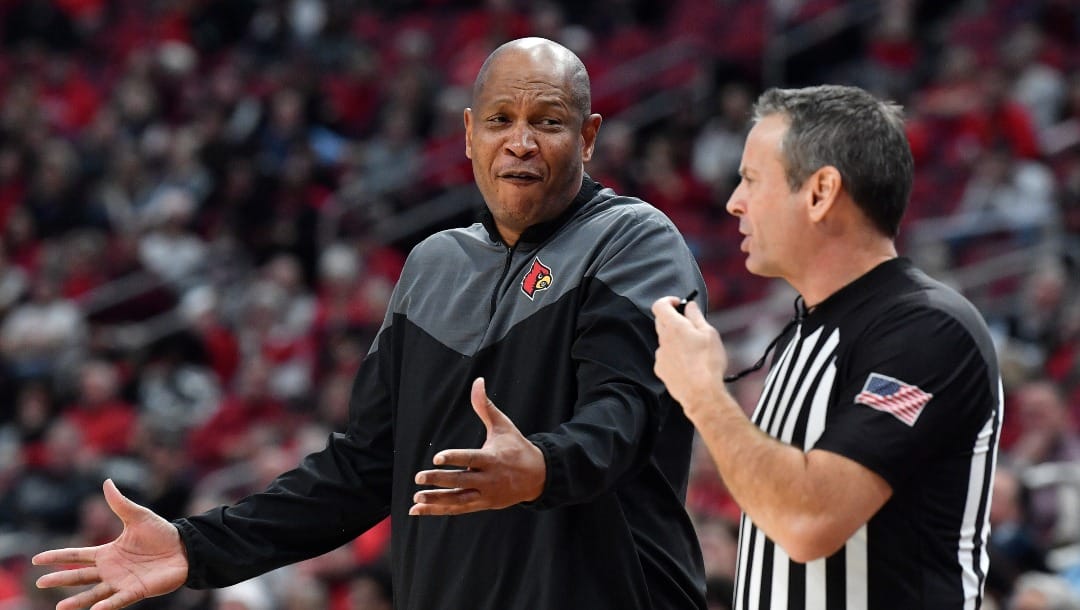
723, 295, 807, 383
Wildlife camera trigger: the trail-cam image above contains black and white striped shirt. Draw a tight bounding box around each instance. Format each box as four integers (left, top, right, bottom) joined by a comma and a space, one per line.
734, 258, 1002, 610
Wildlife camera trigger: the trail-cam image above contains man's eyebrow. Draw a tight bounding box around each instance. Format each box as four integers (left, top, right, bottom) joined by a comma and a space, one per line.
483, 95, 571, 109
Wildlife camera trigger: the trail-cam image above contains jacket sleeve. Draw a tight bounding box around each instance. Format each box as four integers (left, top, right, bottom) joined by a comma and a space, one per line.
175, 332, 396, 588
525, 211, 705, 509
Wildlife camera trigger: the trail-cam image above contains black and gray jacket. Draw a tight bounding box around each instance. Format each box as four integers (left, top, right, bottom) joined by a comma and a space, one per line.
175, 176, 708, 609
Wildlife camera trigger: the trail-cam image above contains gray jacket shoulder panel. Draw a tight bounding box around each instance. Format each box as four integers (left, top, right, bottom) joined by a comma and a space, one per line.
381, 189, 704, 355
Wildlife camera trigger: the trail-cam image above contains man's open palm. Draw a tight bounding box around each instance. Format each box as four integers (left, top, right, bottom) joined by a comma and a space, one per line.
33, 479, 188, 610
410, 377, 547, 515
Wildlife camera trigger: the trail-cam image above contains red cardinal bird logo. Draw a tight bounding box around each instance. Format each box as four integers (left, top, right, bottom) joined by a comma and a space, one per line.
521, 257, 554, 300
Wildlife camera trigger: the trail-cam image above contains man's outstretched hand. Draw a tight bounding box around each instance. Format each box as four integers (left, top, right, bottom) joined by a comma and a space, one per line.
32, 479, 189, 610
410, 377, 547, 516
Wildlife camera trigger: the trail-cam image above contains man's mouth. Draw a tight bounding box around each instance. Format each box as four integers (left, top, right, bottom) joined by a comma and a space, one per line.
498, 171, 542, 183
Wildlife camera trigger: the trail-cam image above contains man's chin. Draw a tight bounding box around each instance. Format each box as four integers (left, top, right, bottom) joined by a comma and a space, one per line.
744, 257, 779, 279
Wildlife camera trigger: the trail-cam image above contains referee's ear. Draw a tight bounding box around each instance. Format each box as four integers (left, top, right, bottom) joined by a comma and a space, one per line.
806, 165, 841, 223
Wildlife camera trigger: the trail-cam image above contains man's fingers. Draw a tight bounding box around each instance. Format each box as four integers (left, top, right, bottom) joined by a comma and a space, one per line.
56, 581, 143, 610
412, 488, 480, 504
36, 566, 101, 588
57, 581, 114, 610
652, 296, 694, 328
651, 296, 680, 319
470, 378, 493, 431
470, 377, 514, 434
432, 448, 489, 469
409, 488, 485, 516
653, 297, 710, 339
414, 467, 483, 489
102, 479, 145, 526
33, 547, 98, 567
681, 300, 709, 327
409, 503, 484, 516
90, 588, 142, 610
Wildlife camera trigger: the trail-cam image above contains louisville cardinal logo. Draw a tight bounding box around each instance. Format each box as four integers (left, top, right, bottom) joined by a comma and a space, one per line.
521, 257, 554, 300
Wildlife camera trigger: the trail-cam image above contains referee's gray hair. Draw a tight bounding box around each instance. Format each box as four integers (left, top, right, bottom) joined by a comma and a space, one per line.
752, 85, 914, 238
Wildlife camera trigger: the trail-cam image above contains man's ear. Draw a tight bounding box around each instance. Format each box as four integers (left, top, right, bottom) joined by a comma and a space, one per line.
807, 165, 842, 223
580, 114, 602, 162
464, 108, 474, 160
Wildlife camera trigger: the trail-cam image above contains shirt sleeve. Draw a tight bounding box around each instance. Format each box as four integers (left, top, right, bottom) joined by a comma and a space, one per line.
526, 211, 706, 508
176, 331, 396, 589
812, 306, 997, 490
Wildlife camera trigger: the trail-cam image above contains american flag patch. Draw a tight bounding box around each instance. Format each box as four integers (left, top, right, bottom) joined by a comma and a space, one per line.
854, 372, 933, 427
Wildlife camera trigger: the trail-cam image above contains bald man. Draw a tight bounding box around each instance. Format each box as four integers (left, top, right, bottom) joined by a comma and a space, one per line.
34, 38, 708, 610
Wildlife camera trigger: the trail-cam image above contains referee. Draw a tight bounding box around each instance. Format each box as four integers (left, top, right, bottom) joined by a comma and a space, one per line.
653, 85, 1001, 609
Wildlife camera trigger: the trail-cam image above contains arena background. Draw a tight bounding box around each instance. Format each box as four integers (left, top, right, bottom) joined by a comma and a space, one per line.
0, 0, 1078, 608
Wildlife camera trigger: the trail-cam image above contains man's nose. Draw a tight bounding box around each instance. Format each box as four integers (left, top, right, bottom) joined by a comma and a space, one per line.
725, 186, 745, 217
506, 123, 538, 158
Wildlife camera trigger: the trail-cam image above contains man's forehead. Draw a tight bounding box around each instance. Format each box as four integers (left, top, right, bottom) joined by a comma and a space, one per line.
750, 114, 788, 140
480, 80, 569, 100
745, 116, 786, 156
482, 54, 568, 86
475, 72, 572, 106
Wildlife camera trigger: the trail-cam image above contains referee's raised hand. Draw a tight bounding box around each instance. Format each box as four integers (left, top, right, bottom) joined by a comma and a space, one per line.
32, 479, 188, 610
652, 296, 730, 422
410, 377, 547, 516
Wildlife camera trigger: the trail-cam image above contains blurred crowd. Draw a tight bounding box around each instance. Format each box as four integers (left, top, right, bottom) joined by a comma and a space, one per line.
0, 0, 1078, 609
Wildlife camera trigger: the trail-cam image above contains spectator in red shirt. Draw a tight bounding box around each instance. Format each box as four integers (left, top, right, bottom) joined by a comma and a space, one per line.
39, 53, 101, 135
180, 286, 241, 388
187, 357, 291, 472
313, 242, 392, 338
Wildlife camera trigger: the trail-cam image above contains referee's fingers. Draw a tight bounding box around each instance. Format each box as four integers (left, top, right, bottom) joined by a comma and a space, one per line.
651, 296, 681, 320
682, 300, 709, 327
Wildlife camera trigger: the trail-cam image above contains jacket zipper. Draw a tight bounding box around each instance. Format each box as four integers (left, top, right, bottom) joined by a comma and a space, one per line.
489, 244, 514, 320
